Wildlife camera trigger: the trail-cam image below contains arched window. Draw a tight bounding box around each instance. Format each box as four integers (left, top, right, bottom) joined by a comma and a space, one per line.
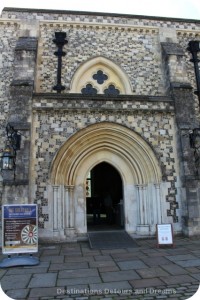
70, 56, 132, 95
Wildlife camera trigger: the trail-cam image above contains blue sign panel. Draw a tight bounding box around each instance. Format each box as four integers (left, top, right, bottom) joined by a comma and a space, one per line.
2, 204, 38, 254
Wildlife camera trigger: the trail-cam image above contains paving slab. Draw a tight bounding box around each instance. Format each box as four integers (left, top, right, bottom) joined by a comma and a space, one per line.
117, 259, 148, 270
6, 289, 29, 299
166, 249, 193, 255
1, 237, 200, 300
60, 250, 82, 256
40, 255, 64, 263
176, 259, 200, 267
0, 269, 7, 279
64, 256, 94, 262
136, 267, 169, 278
28, 273, 57, 288
63, 284, 89, 293
94, 255, 113, 261
42, 249, 61, 256
6, 267, 49, 275
166, 254, 197, 261
98, 265, 120, 272
185, 267, 200, 273
58, 268, 99, 279
160, 274, 198, 285
160, 264, 188, 275
89, 280, 132, 292
1, 274, 32, 290
29, 287, 60, 298
144, 251, 169, 257
111, 252, 143, 261
49, 262, 88, 271
129, 278, 165, 288
89, 260, 116, 268
190, 273, 200, 280
57, 276, 102, 286
101, 269, 140, 282
191, 250, 200, 256
141, 257, 171, 266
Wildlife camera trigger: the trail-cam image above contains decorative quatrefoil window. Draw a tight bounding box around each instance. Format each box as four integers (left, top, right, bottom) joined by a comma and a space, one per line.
92, 70, 108, 84
104, 84, 120, 96
70, 57, 133, 95
81, 84, 97, 95
81, 69, 120, 95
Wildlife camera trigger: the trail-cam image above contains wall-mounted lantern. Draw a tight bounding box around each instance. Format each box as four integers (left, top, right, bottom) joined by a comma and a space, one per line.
0, 123, 21, 180
1, 143, 16, 170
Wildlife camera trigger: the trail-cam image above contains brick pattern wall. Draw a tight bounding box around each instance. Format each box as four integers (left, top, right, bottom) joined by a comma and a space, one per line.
37, 23, 163, 95
32, 98, 177, 228
1, 9, 200, 232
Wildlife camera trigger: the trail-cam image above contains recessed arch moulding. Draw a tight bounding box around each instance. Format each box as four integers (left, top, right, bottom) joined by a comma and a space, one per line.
45, 122, 172, 241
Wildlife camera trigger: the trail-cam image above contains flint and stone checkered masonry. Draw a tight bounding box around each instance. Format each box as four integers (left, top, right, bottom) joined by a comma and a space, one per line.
0, 7, 200, 241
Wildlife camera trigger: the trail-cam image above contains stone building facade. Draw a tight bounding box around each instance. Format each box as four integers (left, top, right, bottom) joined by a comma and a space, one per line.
0, 7, 200, 241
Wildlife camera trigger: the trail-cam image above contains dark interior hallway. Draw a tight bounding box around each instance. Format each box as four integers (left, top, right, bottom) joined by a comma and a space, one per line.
86, 162, 124, 231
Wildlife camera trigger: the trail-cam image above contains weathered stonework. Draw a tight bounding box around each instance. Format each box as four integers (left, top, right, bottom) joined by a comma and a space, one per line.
0, 7, 200, 240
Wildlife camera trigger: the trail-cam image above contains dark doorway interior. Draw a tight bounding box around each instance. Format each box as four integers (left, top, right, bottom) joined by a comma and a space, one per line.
86, 162, 124, 231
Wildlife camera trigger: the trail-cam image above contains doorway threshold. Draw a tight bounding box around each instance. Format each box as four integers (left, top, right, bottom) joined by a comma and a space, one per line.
87, 224, 123, 232
88, 230, 138, 249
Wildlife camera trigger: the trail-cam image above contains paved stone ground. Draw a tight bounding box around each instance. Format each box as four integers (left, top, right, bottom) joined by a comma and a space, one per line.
0, 237, 200, 300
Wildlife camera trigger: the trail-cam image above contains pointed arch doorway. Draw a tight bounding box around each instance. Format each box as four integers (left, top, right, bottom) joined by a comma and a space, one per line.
86, 162, 124, 231
50, 122, 163, 241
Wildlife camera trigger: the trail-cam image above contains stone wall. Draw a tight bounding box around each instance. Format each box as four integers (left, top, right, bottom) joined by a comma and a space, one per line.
0, 8, 200, 236
36, 23, 164, 95
31, 95, 181, 229
0, 20, 19, 149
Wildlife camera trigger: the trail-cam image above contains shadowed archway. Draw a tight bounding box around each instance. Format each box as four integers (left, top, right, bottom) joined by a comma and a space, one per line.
50, 122, 163, 238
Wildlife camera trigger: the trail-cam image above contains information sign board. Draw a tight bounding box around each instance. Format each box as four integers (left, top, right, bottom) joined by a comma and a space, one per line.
156, 223, 174, 248
2, 204, 38, 254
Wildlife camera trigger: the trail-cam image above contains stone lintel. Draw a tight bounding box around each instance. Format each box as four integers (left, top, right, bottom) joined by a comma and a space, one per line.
33, 93, 173, 102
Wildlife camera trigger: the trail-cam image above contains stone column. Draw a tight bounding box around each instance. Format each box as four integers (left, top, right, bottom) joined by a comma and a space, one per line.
64, 186, 70, 229
162, 41, 200, 235
136, 185, 149, 234
64, 185, 76, 241
53, 186, 59, 232
155, 184, 162, 224
68, 186, 75, 228
2, 36, 38, 205
137, 185, 143, 224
